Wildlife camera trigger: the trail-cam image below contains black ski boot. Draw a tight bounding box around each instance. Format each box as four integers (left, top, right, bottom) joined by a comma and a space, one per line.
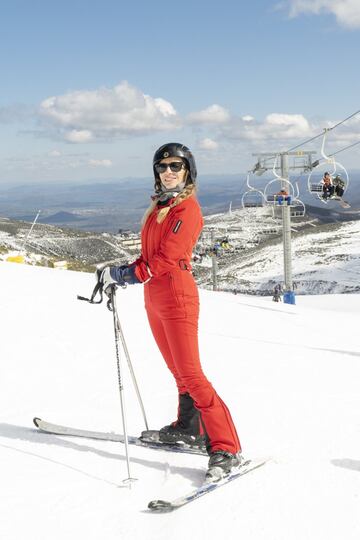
205, 450, 244, 483
158, 393, 206, 448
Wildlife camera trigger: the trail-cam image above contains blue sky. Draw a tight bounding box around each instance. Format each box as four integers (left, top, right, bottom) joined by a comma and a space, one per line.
0, 0, 359, 184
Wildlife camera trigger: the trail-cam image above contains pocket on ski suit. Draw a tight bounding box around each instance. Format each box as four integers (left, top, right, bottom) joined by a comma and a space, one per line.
145, 269, 199, 320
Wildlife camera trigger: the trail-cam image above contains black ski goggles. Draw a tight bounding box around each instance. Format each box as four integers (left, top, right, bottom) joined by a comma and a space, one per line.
155, 161, 186, 174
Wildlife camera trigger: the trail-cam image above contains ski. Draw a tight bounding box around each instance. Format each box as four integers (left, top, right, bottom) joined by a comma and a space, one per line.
326, 196, 351, 208
338, 199, 351, 209
148, 458, 267, 512
33, 418, 207, 456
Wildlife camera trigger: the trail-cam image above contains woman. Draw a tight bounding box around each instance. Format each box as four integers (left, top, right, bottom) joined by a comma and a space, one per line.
321, 172, 335, 200
100, 143, 242, 481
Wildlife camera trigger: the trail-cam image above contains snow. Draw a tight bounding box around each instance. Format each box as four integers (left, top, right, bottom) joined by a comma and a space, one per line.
0, 261, 359, 540
210, 216, 360, 294
192, 207, 360, 294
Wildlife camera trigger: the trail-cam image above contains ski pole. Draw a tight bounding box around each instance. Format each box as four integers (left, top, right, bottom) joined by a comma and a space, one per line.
112, 296, 149, 432
110, 286, 137, 486
78, 274, 148, 430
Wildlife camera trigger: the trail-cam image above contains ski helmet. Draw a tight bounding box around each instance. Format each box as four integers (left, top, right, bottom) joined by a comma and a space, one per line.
153, 143, 197, 191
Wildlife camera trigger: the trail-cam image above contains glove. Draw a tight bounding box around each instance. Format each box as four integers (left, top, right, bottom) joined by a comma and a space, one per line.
111, 265, 141, 285
99, 267, 123, 295
96, 265, 141, 296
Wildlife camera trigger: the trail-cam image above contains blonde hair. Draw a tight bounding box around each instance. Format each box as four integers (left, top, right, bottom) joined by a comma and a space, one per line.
141, 184, 197, 227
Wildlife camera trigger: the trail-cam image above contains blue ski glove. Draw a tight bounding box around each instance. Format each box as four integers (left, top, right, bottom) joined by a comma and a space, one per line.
97, 265, 141, 295
110, 265, 141, 285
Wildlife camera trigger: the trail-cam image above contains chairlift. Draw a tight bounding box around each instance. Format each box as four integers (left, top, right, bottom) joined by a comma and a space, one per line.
290, 199, 306, 218
241, 172, 266, 208
289, 182, 305, 218
307, 129, 349, 204
257, 226, 281, 237
242, 190, 266, 208
264, 155, 296, 206
264, 178, 295, 205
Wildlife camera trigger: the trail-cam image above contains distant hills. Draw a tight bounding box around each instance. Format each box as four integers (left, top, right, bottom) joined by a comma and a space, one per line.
0, 172, 359, 232
39, 211, 85, 223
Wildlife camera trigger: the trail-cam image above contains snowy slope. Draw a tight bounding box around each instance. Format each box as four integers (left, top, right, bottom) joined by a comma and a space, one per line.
198, 214, 360, 295
0, 216, 139, 267
0, 261, 360, 540
2, 210, 360, 295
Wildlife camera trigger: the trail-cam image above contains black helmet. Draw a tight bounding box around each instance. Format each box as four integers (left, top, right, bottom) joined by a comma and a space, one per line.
153, 143, 197, 190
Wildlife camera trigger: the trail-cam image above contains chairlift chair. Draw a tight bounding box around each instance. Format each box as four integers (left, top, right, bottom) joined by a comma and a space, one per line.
307, 129, 350, 203
241, 190, 266, 208
264, 178, 295, 206
290, 198, 306, 218
241, 172, 266, 209
263, 155, 296, 206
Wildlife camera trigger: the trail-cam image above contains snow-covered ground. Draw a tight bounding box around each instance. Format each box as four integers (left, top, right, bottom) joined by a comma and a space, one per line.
214, 218, 360, 294
1, 261, 359, 540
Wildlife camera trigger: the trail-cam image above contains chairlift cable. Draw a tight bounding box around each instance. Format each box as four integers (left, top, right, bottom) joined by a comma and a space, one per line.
326, 109, 360, 132
252, 109, 360, 172
328, 139, 360, 158
287, 132, 324, 153
286, 109, 360, 153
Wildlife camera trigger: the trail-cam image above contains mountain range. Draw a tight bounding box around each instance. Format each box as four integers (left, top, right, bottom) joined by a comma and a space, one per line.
0, 171, 359, 232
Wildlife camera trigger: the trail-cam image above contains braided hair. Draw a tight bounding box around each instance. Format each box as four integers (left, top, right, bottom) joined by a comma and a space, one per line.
142, 184, 197, 226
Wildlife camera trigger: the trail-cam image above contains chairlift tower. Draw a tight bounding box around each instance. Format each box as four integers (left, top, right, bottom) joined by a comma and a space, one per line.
252, 151, 316, 304
280, 153, 293, 301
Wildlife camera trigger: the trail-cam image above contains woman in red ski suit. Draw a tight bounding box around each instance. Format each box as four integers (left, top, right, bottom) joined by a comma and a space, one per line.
101, 143, 242, 479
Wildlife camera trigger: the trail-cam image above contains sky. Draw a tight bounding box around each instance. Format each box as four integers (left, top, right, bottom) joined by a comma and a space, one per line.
0, 0, 360, 184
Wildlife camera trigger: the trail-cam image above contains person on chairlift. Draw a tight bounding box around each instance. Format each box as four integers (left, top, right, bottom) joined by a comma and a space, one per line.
321, 172, 335, 200
276, 188, 291, 206
332, 174, 345, 198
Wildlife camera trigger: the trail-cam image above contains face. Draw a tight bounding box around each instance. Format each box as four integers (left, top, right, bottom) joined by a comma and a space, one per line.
157, 157, 187, 190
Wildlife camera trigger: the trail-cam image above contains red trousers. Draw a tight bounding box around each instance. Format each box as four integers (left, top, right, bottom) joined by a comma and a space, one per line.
144, 270, 241, 454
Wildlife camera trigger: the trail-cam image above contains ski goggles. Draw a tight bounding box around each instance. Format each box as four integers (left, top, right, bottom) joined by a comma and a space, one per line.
155, 161, 186, 174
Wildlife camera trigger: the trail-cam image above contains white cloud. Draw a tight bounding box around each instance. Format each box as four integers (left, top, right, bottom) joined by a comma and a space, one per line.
187, 104, 230, 125
211, 111, 360, 167
89, 159, 112, 168
48, 150, 62, 157
198, 138, 219, 150
188, 109, 316, 147
283, 0, 360, 29
64, 130, 94, 143
39, 81, 180, 142
265, 113, 311, 136
28, 80, 360, 165
220, 112, 313, 143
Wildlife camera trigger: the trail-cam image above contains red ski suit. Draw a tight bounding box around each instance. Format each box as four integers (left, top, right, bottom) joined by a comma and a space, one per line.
134, 193, 241, 454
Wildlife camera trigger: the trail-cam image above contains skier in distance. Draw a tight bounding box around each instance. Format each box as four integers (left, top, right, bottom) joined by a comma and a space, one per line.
98, 142, 242, 481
